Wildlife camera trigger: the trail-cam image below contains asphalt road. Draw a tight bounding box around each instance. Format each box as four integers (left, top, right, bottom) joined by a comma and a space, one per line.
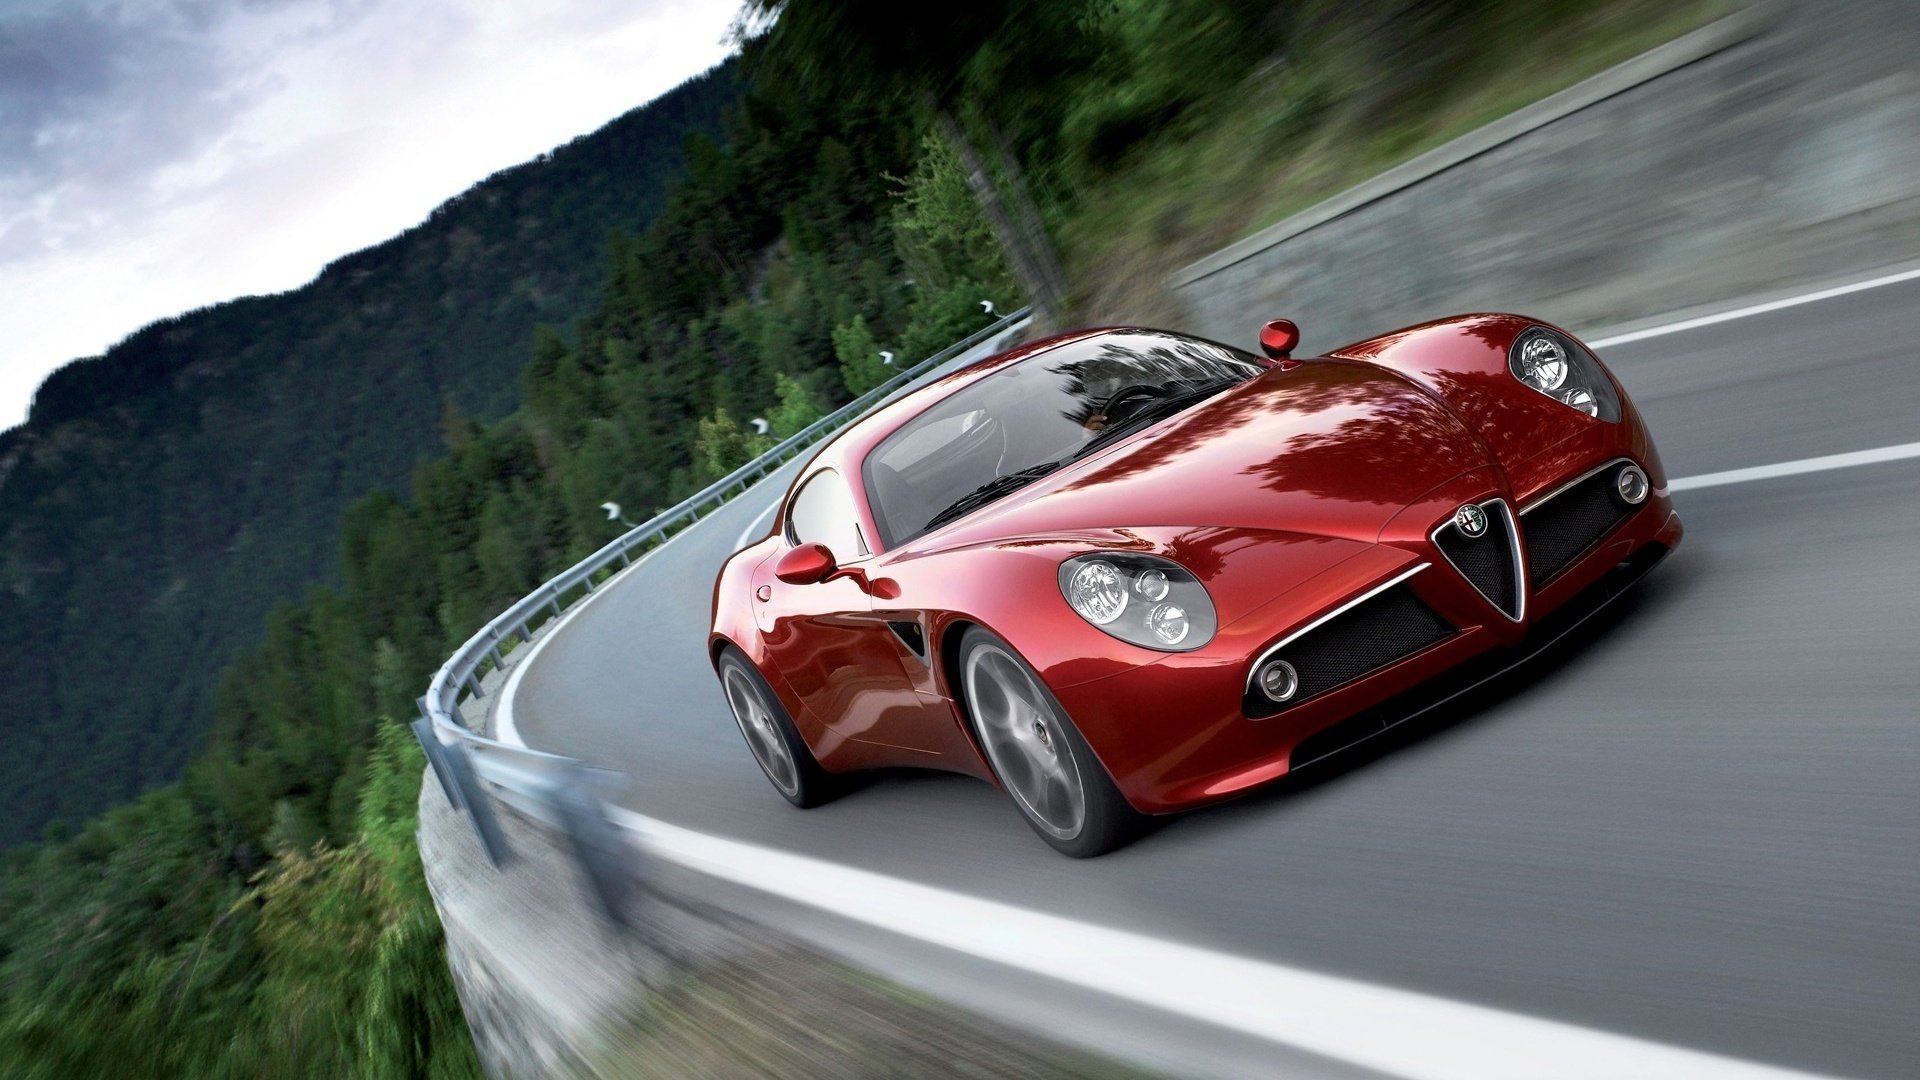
514, 275, 1920, 1078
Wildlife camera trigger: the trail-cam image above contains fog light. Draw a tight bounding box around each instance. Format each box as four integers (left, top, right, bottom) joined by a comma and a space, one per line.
1256, 659, 1299, 703
1616, 464, 1649, 505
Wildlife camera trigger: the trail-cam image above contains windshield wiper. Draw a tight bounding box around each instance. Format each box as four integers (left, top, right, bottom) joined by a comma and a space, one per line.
1073, 381, 1235, 460
922, 461, 1063, 533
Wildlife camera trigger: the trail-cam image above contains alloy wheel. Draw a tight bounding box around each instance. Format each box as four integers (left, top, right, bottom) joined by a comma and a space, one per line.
963, 643, 1086, 840
722, 665, 799, 797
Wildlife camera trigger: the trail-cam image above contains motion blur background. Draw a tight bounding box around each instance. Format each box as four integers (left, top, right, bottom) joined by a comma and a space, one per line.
1, 1, 1915, 1076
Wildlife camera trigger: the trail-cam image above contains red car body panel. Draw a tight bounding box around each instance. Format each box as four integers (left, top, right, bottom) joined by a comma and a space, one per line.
710, 315, 1681, 813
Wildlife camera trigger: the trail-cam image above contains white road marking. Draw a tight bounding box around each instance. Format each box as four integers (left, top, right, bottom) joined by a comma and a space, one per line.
613, 808, 1827, 1080
496, 478, 791, 748
1670, 441, 1920, 492
1587, 265, 1920, 348
734, 492, 783, 553
494, 542, 663, 749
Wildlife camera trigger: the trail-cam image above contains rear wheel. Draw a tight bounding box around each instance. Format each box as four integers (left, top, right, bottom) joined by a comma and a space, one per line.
957, 627, 1143, 857
717, 648, 836, 808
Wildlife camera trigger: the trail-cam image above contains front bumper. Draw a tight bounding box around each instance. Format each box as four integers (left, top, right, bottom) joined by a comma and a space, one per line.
1054, 454, 1683, 814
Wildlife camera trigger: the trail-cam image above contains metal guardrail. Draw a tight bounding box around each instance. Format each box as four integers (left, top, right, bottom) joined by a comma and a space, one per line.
415, 308, 1031, 926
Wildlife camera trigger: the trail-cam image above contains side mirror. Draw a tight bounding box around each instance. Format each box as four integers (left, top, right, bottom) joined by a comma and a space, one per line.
1258, 318, 1300, 360
775, 542, 838, 585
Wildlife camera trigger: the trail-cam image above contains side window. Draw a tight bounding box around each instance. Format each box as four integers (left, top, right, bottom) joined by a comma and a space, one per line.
785, 470, 869, 558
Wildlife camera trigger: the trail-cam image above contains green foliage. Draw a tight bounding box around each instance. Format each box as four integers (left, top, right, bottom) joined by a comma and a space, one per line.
695, 407, 760, 480
768, 372, 827, 438
890, 133, 1014, 297
243, 726, 473, 1080
0, 722, 479, 1078
833, 315, 890, 396
1058, 0, 1282, 171
901, 279, 1013, 362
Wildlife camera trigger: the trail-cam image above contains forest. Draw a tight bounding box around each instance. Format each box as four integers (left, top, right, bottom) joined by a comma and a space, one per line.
0, 65, 744, 851
0, 0, 1718, 1073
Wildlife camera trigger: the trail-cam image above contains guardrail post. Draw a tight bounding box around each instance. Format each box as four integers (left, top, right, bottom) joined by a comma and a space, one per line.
441, 738, 510, 868
412, 713, 464, 810
464, 672, 484, 699
548, 766, 641, 931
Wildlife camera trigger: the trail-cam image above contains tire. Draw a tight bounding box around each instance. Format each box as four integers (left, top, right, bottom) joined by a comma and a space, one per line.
716, 648, 837, 808
955, 626, 1144, 857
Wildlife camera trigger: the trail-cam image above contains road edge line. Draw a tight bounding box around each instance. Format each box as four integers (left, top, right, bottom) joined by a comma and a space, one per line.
611, 807, 1830, 1080
1588, 265, 1920, 348
495, 483, 790, 748
1670, 441, 1920, 492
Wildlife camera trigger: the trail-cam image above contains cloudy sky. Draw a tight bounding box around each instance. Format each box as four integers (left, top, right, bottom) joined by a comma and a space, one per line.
0, 0, 740, 428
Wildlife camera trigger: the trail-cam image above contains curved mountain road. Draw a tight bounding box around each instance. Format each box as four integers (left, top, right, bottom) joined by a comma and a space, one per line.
507, 272, 1920, 1078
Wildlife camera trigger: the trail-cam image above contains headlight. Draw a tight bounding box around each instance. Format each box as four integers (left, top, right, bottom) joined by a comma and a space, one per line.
1507, 326, 1620, 422
1559, 386, 1599, 417
1059, 553, 1216, 652
1064, 560, 1128, 624
1515, 335, 1569, 391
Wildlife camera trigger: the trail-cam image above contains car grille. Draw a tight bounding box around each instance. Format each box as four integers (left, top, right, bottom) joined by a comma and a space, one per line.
1522, 462, 1638, 585
1243, 582, 1454, 719
1289, 540, 1675, 773
1433, 500, 1522, 620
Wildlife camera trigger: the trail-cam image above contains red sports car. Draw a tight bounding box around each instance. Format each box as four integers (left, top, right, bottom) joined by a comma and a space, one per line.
710, 315, 1682, 855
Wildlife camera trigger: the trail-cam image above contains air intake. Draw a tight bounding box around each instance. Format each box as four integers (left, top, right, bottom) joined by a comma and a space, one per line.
1521, 459, 1642, 585
1243, 575, 1453, 719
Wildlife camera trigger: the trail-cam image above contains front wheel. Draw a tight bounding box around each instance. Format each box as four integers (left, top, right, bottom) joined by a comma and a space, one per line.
717, 648, 837, 808
957, 627, 1144, 857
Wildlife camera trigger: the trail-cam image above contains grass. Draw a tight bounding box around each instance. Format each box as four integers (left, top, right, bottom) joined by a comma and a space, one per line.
1062, 0, 1736, 325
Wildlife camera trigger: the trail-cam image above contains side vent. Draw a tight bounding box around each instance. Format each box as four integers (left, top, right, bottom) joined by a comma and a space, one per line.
888, 620, 928, 663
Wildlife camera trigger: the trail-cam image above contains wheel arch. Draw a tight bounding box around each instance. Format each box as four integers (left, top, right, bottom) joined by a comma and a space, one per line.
934, 616, 992, 765
936, 615, 1137, 794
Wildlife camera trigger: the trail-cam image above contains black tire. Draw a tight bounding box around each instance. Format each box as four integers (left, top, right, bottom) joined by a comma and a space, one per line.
716, 648, 837, 808
955, 626, 1144, 857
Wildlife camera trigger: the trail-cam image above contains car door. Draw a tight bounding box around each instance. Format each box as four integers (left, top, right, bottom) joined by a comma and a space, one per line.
754, 469, 921, 753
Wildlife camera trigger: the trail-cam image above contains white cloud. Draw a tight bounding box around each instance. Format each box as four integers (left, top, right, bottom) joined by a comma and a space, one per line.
0, 0, 740, 427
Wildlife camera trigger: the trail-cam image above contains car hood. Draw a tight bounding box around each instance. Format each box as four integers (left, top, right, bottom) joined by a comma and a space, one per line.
925, 360, 1490, 549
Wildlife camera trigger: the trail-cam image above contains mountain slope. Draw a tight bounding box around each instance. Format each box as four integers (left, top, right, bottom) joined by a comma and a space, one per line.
0, 63, 742, 848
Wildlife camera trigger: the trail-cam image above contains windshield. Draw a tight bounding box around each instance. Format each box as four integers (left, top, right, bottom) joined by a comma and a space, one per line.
863, 330, 1261, 547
